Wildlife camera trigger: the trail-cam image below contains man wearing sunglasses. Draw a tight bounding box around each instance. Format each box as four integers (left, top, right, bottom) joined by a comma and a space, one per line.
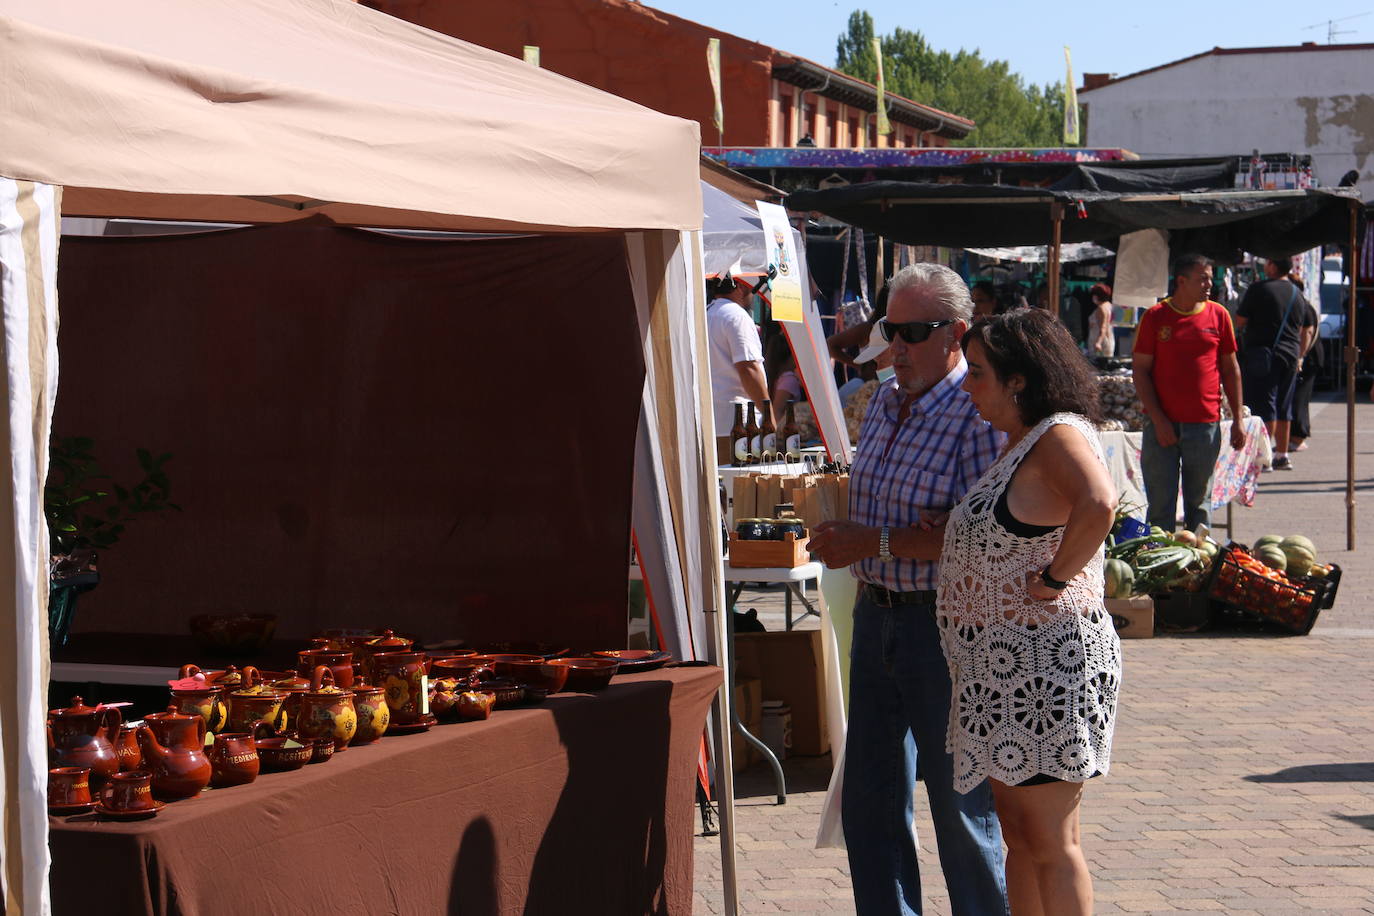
810, 263, 1008, 916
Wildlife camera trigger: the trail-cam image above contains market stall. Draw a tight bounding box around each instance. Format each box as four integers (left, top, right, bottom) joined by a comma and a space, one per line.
0, 0, 740, 912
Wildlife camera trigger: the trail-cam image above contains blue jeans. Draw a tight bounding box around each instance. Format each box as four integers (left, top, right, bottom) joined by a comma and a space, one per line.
1140, 420, 1222, 532
842, 590, 1009, 916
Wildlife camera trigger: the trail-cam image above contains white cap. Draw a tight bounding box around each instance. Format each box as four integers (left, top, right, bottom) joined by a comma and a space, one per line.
855, 321, 889, 364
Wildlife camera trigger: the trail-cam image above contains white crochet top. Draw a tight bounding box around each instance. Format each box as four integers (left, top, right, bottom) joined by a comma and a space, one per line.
936, 412, 1122, 793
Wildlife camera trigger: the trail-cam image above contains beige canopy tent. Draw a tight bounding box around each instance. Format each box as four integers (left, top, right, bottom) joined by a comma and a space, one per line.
0, 0, 740, 911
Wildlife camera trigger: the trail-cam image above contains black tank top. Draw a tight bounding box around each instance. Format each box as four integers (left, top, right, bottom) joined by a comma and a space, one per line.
994, 486, 1062, 537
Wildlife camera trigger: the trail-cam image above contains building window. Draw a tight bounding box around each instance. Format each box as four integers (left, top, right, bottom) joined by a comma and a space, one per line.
850, 115, 861, 148
827, 108, 839, 147
904, 131, 915, 148
780, 93, 794, 146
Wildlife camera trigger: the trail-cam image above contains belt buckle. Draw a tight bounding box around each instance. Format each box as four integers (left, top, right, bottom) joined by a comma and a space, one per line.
869, 585, 895, 608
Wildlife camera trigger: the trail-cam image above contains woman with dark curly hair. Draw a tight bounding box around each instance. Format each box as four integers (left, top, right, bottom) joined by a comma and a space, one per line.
934, 307, 1121, 916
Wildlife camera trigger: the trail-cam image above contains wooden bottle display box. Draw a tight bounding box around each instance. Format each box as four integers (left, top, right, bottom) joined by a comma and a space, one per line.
727, 530, 810, 568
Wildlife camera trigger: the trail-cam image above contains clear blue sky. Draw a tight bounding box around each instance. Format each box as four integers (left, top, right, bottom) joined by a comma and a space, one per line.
644, 0, 1372, 90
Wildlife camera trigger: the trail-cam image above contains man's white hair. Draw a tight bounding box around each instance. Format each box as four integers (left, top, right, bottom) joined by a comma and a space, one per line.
887, 263, 974, 323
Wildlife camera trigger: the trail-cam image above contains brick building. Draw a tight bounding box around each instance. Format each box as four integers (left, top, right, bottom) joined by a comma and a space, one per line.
365, 0, 973, 149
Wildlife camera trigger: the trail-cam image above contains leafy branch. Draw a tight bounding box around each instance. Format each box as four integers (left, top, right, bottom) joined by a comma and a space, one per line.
45, 436, 181, 554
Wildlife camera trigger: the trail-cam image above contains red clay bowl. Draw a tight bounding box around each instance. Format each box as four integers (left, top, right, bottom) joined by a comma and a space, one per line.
548, 657, 620, 691
468, 654, 543, 679
430, 657, 496, 682
503, 658, 571, 693
255, 738, 312, 772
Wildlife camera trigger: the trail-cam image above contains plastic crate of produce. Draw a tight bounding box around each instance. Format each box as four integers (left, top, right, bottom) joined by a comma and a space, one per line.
1205, 543, 1340, 635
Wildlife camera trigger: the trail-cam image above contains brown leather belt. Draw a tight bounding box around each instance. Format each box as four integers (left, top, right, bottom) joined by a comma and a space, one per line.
862, 584, 937, 608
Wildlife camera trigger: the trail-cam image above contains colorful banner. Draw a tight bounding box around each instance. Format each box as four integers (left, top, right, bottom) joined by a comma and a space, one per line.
707, 38, 723, 141
872, 37, 890, 137
756, 201, 803, 322
1063, 46, 1079, 145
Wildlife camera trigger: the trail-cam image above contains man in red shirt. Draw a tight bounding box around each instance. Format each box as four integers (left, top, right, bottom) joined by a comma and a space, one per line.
1132, 254, 1246, 533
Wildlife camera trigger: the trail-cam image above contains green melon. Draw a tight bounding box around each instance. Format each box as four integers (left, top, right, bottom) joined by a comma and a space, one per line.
1253, 534, 1284, 550
1257, 544, 1288, 572
1281, 544, 1315, 578
1104, 558, 1134, 598
1280, 535, 1316, 555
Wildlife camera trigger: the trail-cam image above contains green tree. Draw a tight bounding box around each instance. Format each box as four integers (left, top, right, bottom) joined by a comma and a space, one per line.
836, 11, 1070, 148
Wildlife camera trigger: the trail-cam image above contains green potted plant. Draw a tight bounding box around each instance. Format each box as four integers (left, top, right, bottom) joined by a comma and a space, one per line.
45, 436, 180, 645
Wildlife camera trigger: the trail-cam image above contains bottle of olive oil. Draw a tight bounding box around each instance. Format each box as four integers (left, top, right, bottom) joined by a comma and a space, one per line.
781, 402, 801, 459
744, 403, 760, 464
758, 399, 777, 461
731, 402, 749, 465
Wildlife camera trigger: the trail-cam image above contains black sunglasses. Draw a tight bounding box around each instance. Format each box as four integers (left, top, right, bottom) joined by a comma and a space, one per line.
878, 318, 955, 345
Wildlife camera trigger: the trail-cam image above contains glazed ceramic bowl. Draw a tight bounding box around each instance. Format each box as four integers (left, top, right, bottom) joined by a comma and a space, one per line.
468, 654, 543, 679
430, 657, 495, 683
503, 657, 570, 693
189, 614, 278, 655
548, 657, 620, 691
308, 737, 336, 764
423, 649, 477, 673
256, 737, 312, 772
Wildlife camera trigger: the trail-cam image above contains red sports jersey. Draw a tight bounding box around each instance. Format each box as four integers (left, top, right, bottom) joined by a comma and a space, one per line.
1133, 299, 1237, 423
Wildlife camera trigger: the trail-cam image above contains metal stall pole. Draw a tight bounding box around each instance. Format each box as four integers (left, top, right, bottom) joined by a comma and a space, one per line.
1048, 202, 1064, 317
1348, 201, 1360, 550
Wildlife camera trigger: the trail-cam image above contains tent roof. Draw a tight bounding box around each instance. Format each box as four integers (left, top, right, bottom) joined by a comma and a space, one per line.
786, 179, 1362, 260
0, 0, 702, 233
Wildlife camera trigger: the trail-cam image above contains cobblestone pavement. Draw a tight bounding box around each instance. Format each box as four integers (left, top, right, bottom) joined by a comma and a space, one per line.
694, 391, 1374, 915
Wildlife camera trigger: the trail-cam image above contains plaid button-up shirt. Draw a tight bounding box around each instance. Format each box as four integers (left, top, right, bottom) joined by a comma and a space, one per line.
849, 361, 1004, 591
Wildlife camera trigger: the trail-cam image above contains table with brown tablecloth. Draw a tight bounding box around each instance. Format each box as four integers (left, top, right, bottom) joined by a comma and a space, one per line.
50, 665, 722, 916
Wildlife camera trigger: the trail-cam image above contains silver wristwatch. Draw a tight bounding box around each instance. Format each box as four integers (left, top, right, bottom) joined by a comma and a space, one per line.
878, 526, 894, 562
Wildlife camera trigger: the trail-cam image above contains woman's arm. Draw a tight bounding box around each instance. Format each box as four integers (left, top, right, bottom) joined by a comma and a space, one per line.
827, 319, 875, 368
1095, 301, 1114, 353
1024, 425, 1118, 600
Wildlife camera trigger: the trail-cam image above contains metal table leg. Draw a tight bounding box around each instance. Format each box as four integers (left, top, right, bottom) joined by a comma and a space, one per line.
727, 619, 786, 805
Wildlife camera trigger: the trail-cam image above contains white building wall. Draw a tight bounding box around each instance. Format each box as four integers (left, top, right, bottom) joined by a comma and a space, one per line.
1081, 47, 1374, 198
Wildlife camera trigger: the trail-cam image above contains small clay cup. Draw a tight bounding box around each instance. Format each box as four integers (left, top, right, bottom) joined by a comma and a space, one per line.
308, 737, 335, 764
48, 767, 92, 809
256, 737, 312, 772
104, 770, 155, 812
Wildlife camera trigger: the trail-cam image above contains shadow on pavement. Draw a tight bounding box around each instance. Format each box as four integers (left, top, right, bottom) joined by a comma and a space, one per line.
733, 753, 835, 800
1245, 762, 1374, 783
1333, 813, 1374, 832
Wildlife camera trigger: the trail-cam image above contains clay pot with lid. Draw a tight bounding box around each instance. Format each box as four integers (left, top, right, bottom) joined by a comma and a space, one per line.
47, 696, 121, 789
171, 664, 228, 733
371, 651, 430, 726
268, 669, 312, 732
138, 710, 211, 800
349, 679, 390, 745
357, 629, 413, 681
295, 666, 357, 752
225, 667, 288, 734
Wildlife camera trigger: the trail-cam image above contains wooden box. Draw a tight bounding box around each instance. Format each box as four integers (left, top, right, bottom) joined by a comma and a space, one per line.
1106, 596, 1154, 639
727, 531, 810, 568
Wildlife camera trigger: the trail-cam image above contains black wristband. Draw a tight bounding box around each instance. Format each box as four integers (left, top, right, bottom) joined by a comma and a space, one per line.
1040, 567, 1069, 590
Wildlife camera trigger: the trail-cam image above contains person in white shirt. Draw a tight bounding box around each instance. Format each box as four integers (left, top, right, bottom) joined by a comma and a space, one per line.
705, 273, 769, 462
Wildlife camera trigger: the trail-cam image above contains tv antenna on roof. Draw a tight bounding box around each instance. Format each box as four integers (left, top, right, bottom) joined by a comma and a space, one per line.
1301, 11, 1370, 43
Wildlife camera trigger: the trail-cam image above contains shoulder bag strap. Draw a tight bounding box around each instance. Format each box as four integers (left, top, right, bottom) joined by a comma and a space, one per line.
1273, 283, 1299, 350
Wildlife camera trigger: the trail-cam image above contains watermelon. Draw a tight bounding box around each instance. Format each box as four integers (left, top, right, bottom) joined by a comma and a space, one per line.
1104, 558, 1134, 598
1257, 544, 1288, 572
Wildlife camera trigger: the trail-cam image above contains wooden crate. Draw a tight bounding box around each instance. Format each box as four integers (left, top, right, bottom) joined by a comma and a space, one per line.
728, 530, 810, 568
1106, 596, 1154, 639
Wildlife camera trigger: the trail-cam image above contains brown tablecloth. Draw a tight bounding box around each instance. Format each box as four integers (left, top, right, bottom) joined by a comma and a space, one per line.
51, 665, 722, 916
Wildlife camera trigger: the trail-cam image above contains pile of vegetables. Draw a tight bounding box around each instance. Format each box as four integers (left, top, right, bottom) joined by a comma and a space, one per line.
1104, 527, 1216, 598
1213, 538, 1334, 624
1097, 373, 1145, 432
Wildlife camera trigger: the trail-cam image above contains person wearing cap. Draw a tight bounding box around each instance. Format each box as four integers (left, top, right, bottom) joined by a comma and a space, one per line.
705, 270, 769, 463
809, 263, 1009, 916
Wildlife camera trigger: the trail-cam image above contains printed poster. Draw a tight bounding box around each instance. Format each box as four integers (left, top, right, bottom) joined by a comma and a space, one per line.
756, 201, 803, 322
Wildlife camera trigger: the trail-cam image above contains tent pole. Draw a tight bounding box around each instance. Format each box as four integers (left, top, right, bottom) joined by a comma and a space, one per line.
1048, 203, 1064, 317
1348, 202, 1359, 550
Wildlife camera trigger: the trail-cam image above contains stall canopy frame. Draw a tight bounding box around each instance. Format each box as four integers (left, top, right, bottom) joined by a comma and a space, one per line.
0, 0, 745, 912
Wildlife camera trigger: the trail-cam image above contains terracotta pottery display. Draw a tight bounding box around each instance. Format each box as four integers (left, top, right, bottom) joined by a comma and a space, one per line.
429, 657, 494, 683
48, 766, 93, 811
113, 724, 144, 772
103, 770, 156, 813
308, 737, 335, 764
269, 669, 313, 732
469, 654, 543, 679
138, 711, 212, 800
349, 680, 390, 745
209, 731, 261, 788
225, 685, 288, 735
370, 651, 430, 726
47, 696, 122, 789
294, 666, 357, 751
296, 649, 355, 689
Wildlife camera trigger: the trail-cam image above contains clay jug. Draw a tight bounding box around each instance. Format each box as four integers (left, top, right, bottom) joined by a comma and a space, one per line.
296, 649, 354, 689
357, 629, 412, 681
225, 669, 288, 735
349, 679, 390, 745
170, 667, 228, 734
113, 724, 144, 772
295, 666, 357, 752
371, 651, 430, 726
138, 710, 211, 800
209, 729, 261, 788
269, 669, 312, 732
47, 696, 121, 789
